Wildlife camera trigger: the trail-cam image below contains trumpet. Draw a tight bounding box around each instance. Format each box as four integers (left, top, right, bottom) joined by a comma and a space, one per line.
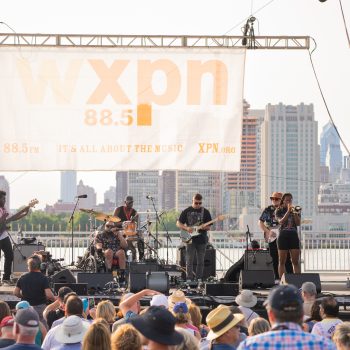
291, 206, 302, 214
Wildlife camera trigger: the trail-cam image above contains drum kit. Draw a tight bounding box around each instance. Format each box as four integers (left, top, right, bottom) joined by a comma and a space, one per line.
79, 208, 159, 260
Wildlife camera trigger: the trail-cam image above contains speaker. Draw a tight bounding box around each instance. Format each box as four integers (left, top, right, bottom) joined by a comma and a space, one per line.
146, 272, 169, 293
240, 270, 275, 289
76, 273, 113, 290
205, 283, 239, 296
54, 283, 88, 296
244, 250, 273, 271
13, 244, 45, 273
129, 272, 146, 293
177, 246, 216, 280
51, 269, 76, 284
281, 273, 321, 294
129, 262, 158, 274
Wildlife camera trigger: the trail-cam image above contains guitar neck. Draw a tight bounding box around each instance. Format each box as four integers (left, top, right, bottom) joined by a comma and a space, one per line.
199, 217, 219, 228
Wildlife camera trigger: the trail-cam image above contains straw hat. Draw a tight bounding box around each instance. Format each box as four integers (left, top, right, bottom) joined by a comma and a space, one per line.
235, 290, 257, 308
206, 306, 244, 340
270, 192, 282, 200
168, 290, 191, 310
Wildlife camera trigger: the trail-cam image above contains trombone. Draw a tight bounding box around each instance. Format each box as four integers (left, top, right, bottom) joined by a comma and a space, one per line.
291, 206, 302, 214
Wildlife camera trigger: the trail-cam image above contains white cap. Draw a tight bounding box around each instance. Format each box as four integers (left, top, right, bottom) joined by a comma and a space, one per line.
150, 294, 169, 309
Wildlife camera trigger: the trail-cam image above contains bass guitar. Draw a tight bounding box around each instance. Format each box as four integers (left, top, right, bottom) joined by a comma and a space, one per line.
180, 214, 228, 243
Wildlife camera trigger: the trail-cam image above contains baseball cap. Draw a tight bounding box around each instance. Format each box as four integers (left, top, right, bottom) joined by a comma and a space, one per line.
15, 307, 39, 328
150, 294, 168, 309
0, 316, 14, 328
125, 195, 134, 203
15, 300, 30, 310
264, 285, 303, 312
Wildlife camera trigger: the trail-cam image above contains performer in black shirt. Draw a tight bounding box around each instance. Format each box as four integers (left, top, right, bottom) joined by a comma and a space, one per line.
259, 191, 293, 282
176, 193, 212, 281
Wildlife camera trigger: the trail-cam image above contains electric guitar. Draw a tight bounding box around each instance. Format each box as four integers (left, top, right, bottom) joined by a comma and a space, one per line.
180, 214, 229, 243
0, 199, 39, 237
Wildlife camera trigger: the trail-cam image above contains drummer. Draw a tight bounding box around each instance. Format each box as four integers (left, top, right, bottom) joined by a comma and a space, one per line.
94, 220, 128, 275
113, 195, 144, 261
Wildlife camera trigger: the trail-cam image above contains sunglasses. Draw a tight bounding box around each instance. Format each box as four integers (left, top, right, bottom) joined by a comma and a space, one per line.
194, 202, 202, 205
270, 198, 281, 201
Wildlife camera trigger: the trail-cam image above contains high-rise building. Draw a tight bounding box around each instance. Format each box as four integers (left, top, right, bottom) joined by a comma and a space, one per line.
261, 103, 319, 216
77, 180, 97, 208
115, 172, 128, 205
104, 186, 116, 205
159, 171, 176, 210
320, 122, 343, 182
60, 171, 77, 203
0, 175, 10, 211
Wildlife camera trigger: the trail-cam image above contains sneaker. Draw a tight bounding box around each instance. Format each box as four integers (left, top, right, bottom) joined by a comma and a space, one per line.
1, 279, 12, 285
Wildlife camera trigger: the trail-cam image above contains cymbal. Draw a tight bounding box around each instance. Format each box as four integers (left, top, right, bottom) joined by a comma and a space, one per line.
79, 208, 121, 223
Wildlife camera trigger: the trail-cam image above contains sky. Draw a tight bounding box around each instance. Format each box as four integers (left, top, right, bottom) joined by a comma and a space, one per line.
0, 0, 349, 209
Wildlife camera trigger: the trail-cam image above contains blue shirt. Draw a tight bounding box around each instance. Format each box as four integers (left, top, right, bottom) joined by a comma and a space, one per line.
237, 322, 336, 350
212, 344, 236, 350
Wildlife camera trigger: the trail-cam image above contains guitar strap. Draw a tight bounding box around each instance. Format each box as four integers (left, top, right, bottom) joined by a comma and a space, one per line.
200, 207, 204, 223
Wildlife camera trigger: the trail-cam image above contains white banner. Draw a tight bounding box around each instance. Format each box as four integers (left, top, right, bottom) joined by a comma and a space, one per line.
0, 47, 245, 171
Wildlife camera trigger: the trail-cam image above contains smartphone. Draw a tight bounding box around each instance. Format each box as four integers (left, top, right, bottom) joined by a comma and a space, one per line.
88, 297, 95, 309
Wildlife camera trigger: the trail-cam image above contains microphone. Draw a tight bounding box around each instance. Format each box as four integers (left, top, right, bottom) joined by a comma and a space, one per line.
146, 195, 154, 200
76, 194, 88, 198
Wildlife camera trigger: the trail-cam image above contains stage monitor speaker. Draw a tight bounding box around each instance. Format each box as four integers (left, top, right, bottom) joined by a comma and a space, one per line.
177, 246, 216, 280
51, 269, 76, 285
244, 250, 273, 271
129, 272, 146, 293
205, 283, 239, 296
240, 270, 275, 289
129, 261, 159, 274
281, 273, 321, 294
146, 272, 169, 294
76, 272, 113, 290
13, 244, 45, 273
54, 283, 88, 296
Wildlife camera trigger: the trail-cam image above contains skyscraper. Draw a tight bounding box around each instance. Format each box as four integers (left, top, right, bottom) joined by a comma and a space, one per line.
261, 103, 319, 216
0, 175, 10, 211
60, 171, 77, 203
77, 180, 97, 208
320, 122, 343, 182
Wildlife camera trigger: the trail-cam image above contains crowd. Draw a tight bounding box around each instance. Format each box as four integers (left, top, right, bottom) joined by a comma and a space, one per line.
1, 280, 350, 350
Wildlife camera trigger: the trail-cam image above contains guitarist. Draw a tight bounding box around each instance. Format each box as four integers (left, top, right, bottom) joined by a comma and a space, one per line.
258, 191, 292, 283
176, 193, 212, 281
0, 190, 30, 284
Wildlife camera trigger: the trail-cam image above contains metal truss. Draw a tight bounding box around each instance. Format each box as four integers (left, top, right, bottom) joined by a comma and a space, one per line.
0, 33, 310, 49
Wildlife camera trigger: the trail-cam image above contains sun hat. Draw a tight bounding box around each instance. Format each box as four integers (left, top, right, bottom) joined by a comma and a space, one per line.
235, 290, 257, 308
270, 192, 282, 200
150, 294, 169, 309
15, 307, 39, 328
131, 306, 183, 346
168, 290, 191, 310
206, 306, 244, 340
264, 285, 303, 312
54, 315, 89, 344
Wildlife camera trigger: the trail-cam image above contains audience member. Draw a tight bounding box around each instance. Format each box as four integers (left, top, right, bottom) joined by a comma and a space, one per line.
304, 300, 322, 333
311, 296, 343, 339
173, 327, 199, 350
188, 303, 208, 338
333, 322, 350, 350
131, 306, 183, 350
168, 290, 191, 311
247, 317, 270, 336
96, 300, 116, 331
111, 323, 142, 350
235, 290, 259, 326
301, 282, 317, 318
6, 307, 42, 350
43, 286, 73, 329
54, 315, 89, 350
14, 255, 55, 324
200, 305, 244, 349
237, 285, 336, 350
0, 316, 16, 348
0, 301, 10, 323
172, 302, 200, 340
82, 321, 111, 350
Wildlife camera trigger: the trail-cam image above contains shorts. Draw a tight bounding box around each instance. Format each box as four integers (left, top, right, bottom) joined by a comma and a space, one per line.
277, 229, 300, 250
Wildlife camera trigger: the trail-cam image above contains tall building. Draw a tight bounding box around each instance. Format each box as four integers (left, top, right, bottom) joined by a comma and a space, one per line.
115, 172, 128, 205
159, 171, 176, 210
0, 175, 10, 211
104, 186, 116, 205
320, 122, 343, 182
60, 171, 77, 203
77, 180, 97, 208
261, 103, 319, 216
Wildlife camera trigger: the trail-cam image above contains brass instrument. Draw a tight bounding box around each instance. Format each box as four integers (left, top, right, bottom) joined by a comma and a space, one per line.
291, 206, 302, 214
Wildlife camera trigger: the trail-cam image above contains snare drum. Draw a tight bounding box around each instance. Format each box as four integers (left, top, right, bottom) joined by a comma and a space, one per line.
123, 221, 137, 237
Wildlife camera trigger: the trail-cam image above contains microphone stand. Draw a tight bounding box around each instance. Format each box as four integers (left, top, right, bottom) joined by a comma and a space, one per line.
69, 198, 80, 266
245, 225, 252, 270
158, 211, 171, 264
149, 197, 160, 257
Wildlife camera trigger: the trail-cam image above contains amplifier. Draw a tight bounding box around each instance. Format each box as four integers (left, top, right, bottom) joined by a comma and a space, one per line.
13, 244, 45, 273
244, 250, 273, 271
205, 283, 239, 296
